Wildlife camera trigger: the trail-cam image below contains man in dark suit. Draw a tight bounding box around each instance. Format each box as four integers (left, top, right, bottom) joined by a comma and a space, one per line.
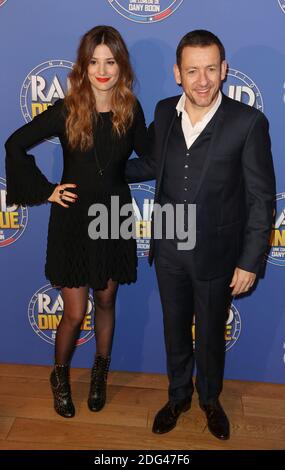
126, 30, 275, 440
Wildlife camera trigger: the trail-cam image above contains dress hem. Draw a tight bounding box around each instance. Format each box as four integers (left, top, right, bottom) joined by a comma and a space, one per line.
46, 276, 137, 291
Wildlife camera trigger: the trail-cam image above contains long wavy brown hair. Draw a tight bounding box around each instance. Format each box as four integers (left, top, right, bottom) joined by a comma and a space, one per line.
65, 25, 136, 151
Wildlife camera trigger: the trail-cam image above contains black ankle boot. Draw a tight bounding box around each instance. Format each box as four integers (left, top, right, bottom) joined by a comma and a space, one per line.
88, 355, 111, 412
50, 364, 75, 418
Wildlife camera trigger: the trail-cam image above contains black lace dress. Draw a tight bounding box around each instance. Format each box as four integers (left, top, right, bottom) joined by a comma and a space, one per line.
5, 99, 148, 289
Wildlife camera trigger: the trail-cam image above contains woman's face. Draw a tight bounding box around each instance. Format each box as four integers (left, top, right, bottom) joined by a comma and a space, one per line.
87, 44, 120, 96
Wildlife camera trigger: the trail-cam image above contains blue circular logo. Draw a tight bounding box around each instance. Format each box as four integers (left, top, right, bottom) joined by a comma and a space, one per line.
278, 1, 285, 14
0, 177, 28, 248
225, 303, 241, 351
225, 68, 264, 112
129, 183, 155, 258
20, 60, 73, 144
28, 284, 95, 346
267, 192, 285, 266
108, 0, 184, 23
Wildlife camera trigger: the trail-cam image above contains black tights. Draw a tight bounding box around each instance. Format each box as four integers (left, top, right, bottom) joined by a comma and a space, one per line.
55, 279, 118, 365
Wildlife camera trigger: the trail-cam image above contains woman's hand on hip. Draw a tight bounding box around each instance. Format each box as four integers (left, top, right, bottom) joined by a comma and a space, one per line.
48, 184, 78, 208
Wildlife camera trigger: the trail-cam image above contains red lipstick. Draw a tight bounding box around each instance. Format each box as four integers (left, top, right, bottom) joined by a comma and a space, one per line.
96, 77, 111, 83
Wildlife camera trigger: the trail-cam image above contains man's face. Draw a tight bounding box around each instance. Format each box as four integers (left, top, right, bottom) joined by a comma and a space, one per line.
174, 44, 227, 111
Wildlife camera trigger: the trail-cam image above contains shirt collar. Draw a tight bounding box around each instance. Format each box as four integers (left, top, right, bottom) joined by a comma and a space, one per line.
176, 91, 222, 120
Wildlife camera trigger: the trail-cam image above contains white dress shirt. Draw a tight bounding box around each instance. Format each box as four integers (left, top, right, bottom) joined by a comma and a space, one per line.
176, 91, 222, 149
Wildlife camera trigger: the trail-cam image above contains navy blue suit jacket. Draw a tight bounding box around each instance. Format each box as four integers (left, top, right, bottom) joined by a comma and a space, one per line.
126, 94, 275, 279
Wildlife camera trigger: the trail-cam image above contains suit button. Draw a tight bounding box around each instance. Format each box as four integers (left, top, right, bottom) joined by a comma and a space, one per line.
184, 176, 188, 179
184, 164, 189, 169
184, 188, 188, 191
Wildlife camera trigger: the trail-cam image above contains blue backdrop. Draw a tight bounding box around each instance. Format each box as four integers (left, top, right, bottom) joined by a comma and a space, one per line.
1, 0, 285, 384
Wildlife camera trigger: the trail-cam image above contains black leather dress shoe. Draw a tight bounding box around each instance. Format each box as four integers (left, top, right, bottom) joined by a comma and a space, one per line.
152, 398, 191, 434
200, 400, 230, 440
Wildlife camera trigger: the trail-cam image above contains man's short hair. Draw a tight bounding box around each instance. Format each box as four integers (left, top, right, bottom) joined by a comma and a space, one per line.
176, 29, 226, 67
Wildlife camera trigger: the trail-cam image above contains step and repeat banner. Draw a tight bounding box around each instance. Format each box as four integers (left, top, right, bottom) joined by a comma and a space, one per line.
0, 1, 284, 383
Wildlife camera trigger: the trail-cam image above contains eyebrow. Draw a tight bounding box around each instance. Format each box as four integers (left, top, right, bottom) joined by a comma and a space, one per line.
187, 64, 218, 69
91, 56, 115, 60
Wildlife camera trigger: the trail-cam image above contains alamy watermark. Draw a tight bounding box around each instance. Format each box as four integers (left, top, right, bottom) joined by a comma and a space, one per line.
88, 196, 196, 251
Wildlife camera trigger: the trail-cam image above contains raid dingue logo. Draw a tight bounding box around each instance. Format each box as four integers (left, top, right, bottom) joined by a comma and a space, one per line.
20, 60, 73, 144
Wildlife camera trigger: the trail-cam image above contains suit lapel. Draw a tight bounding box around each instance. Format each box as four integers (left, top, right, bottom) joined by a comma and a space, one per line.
191, 95, 227, 203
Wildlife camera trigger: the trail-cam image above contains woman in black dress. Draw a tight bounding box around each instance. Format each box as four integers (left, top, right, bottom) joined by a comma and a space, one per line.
5, 26, 148, 418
